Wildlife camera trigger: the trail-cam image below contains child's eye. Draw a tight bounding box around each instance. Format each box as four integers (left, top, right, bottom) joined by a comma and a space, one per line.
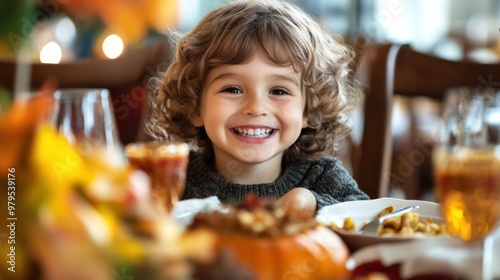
270, 88, 290, 96
221, 87, 242, 94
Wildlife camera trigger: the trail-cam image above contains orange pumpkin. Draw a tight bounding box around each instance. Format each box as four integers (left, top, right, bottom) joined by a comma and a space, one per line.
190, 195, 352, 279
213, 226, 350, 280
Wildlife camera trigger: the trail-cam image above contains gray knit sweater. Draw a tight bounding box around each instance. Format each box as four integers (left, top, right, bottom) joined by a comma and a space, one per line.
182, 153, 370, 210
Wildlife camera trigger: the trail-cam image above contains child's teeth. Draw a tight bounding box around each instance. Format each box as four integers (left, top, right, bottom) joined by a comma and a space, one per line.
234, 128, 273, 138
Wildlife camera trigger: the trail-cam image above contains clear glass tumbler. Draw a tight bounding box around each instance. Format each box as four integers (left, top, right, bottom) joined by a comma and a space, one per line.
51, 88, 121, 155
433, 86, 500, 241
433, 87, 500, 280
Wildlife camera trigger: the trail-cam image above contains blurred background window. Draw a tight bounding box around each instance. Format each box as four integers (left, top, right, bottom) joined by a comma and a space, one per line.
0, 0, 499, 63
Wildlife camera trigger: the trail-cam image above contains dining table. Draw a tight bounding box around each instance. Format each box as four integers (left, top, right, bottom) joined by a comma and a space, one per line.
173, 196, 500, 280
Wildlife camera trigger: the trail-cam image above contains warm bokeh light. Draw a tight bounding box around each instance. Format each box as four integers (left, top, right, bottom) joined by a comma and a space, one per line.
39, 42, 62, 64
102, 34, 124, 59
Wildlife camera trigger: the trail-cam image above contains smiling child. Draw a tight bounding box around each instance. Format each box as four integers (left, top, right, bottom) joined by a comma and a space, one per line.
148, 0, 370, 217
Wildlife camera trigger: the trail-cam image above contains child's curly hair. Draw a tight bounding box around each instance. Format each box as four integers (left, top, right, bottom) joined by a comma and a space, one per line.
148, 0, 363, 164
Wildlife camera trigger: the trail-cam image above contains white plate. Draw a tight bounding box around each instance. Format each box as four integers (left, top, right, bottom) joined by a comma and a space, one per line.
171, 196, 222, 227
316, 197, 446, 251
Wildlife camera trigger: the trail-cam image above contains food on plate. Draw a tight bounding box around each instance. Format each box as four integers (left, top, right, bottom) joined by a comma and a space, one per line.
377, 205, 395, 217
377, 211, 447, 237
342, 216, 356, 231
189, 194, 351, 280
326, 205, 448, 237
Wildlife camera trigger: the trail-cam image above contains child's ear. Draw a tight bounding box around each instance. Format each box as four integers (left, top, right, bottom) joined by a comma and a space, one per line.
189, 114, 204, 127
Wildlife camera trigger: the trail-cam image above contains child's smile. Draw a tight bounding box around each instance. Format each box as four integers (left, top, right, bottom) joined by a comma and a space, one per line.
232, 127, 275, 138
231, 126, 277, 145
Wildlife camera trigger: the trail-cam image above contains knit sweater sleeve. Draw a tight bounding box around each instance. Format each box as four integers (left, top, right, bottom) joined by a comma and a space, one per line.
299, 157, 370, 209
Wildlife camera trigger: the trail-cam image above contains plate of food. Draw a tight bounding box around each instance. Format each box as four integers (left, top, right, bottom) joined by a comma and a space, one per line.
316, 197, 449, 251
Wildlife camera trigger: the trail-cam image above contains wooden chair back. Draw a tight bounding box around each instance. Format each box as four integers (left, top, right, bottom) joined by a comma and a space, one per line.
354, 43, 500, 198
0, 36, 172, 145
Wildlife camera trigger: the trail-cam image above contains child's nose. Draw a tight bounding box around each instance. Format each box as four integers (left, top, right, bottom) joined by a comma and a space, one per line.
243, 93, 268, 116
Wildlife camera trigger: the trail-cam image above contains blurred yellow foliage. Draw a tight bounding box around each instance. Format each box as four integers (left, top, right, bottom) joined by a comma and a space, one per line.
0, 85, 53, 175
30, 124, 87, 188
1, 87, 215, 280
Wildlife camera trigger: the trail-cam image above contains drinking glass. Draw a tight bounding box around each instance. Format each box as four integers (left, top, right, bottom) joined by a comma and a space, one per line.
483, 226, 500, 280
51, 88, 121, 155
432, 86, 500, 242
125, 141, 190, 213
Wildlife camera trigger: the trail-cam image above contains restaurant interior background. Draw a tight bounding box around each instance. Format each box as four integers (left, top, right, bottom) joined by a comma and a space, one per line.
2, 0, 500, 200
2, 0, 499, 62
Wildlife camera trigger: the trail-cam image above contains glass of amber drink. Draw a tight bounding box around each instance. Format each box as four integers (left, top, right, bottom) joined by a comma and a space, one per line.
433, 87, 500, 241
125, 141, 189, 213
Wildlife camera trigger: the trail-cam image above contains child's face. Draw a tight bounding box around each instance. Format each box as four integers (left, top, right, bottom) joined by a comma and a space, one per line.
192, 50, 308, 174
